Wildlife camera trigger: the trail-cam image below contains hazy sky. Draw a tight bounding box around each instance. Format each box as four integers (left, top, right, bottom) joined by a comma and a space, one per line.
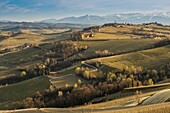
0, 0, 170, 21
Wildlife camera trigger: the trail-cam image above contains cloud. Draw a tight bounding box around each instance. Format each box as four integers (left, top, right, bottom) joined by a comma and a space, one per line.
58, 0, 170, 12
32, 3, 43, 7
0, 1, 30, 13
1, 0, 170, 21
0, 1, 8, 7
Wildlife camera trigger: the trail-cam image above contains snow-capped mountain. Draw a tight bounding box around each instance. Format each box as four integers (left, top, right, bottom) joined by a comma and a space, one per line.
40, 12, 170, 25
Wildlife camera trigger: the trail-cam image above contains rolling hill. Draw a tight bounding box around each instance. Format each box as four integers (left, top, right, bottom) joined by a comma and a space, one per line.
86, 45, 170, 71
0, 22, 170, 112
0, 76, 50, 109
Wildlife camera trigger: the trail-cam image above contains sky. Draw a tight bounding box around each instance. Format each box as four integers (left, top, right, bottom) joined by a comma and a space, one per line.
0, 0, 170, 22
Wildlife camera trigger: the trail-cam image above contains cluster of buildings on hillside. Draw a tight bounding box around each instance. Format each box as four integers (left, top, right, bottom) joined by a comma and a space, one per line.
70, 23, 131, 40
71, 26, 100, 40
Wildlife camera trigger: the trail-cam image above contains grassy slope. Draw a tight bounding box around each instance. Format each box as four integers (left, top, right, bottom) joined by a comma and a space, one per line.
92, 102, 170, 113
0, 76, 50, 106
90, 26, 136, 40
84, 24, 170, 40
0, 47, 42, 77
0, 31, 70, 49
87, 45, 170, 70
42, 31, 71, 42
74, 39, 159, 59
0, 34, 43, 49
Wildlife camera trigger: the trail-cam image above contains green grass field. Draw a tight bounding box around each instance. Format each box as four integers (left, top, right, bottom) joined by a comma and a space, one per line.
0, 47, 43, 77
50, 74, 88, 88
0, 76, 50, 108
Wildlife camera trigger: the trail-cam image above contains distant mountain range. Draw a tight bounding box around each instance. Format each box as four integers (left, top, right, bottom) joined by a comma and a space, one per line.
40, 12, 170, 25
1, 12, 170, 25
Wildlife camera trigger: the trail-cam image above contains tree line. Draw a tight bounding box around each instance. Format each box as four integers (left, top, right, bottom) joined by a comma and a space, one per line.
10, 62, 170, 109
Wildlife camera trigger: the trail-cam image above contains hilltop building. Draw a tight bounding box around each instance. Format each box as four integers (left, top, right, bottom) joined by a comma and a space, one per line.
71, 31, 95, 40
71, 26, 100, 41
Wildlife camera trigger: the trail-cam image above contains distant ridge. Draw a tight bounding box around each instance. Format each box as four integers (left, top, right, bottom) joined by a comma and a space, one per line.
40, 12, 170, 24
0, 20, 12, 22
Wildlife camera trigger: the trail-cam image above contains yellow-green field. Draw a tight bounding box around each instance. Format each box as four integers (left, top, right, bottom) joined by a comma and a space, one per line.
75, 39, 159, 59
87, 45, 170, 70
84, 24, 170, 40
0, 34, 43, 49
0, 31, 71, 50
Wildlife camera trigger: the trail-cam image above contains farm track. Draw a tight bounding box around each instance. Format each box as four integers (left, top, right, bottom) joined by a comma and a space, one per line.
125, 82, 170, 90
47, 74, 73, 87
81, 61, 98, 71
1, 102, 170, 113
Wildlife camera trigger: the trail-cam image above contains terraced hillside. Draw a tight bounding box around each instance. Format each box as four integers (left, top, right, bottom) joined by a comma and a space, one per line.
142, 89, 170, 105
